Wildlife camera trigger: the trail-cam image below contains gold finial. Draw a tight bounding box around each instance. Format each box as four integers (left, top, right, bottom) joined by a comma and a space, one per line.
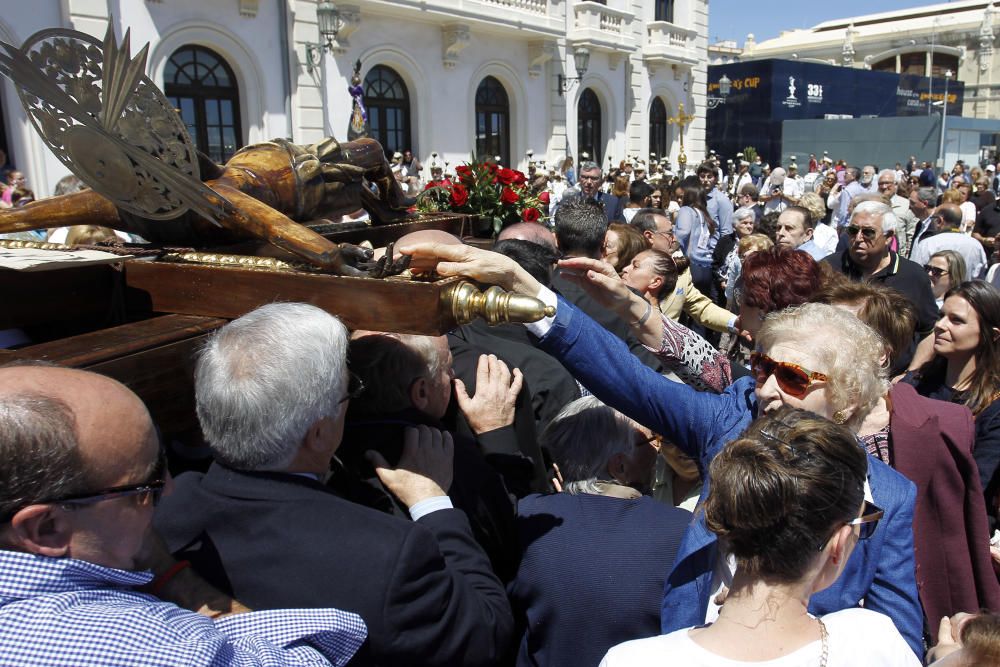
444, 281, 555, 325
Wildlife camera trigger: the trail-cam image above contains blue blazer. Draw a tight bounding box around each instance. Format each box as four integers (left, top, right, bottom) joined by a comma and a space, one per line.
536, 297, 924, 658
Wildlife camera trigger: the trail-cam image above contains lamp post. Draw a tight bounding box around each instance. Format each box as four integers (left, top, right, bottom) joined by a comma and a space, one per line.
558, 47, 591, 96
306, 1, 341, 74
937, 69, 952, 170
706, 74, 731, 110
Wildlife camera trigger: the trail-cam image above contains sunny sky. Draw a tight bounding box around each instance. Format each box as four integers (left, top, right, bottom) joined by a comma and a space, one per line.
708, 0, 945, 45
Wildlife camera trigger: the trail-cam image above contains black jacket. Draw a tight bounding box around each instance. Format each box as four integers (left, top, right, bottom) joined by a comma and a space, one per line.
155, 464, 514, 667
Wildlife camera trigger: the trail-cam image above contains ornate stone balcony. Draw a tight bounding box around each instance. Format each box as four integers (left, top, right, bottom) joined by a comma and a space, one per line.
569, 1, 637, 53
362, 0, 563, 40
643, 20, 699, 71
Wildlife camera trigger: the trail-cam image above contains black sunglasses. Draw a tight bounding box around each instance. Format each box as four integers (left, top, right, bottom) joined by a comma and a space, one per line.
52, 448, 168, 512
338, 371, 366, 405
924, 265, 949, 278
845, 225, 879, 241
848, 500, 884, 541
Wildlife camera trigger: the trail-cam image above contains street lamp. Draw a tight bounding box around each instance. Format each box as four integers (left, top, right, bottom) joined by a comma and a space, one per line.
937, 69, 953, 170
306, 1, 341, 74
558, 48, 591, 96
706, 74, 732, 110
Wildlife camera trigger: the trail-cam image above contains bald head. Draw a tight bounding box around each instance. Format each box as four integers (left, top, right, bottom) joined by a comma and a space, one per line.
497, 222, 557, 250
0, 366, 154, 487
936, 203, 963, 229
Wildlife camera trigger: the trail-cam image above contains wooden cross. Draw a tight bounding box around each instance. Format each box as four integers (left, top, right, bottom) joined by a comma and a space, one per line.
667, 102, 696, 168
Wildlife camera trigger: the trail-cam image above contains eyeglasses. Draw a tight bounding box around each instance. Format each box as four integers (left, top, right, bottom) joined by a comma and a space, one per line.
750, 352, 828, 399
924, 265, 949, 278
876, 181, 895, 189
54, 448, 168, 512
338, 371, 366, 405
845, 225, 879, 241
848, 500, 884, 541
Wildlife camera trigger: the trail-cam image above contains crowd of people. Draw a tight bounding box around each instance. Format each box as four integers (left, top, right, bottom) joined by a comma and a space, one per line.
3, 146, 1000, 666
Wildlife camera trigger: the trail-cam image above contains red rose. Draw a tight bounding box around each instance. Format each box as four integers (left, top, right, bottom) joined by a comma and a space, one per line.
538, 191, 550, 205
512, 170, 527, 186
522, 207, 540, 222
450, 183, 469, 207
500, 187, 519, 205
497, 168, 517, 185
456, 165, 471, 176
423, 181, 437, 191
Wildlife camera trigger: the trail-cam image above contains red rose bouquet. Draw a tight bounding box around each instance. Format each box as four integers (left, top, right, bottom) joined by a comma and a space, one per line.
417, 159, 547, 237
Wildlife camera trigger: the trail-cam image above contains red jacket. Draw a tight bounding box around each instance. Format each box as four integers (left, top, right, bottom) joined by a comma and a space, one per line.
890, 382, 1000, 625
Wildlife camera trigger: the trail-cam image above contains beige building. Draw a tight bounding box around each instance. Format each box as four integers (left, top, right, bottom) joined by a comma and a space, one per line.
0, 0, 709, 196
709, 0, 998, 120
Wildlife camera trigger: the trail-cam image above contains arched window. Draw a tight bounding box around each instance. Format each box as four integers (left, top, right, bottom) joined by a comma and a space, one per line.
365, 65, 411, 159
577, 88, 602, 166
475, 76, 510, 166
164, 46, 242, 163
649, 97, 668, 163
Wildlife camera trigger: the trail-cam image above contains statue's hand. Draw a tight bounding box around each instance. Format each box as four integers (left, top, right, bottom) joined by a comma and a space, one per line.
334, 242, 373, 277
359, 240, 412, 278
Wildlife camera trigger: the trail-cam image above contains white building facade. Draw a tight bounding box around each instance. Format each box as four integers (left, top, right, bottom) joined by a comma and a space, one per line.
0, 0, 707, 196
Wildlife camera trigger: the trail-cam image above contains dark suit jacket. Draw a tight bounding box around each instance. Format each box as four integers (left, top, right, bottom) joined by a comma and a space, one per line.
888, 382, 1000, 628
557, 187, 624, 222
154, 464, 513, 667
336, 408, 520, 581
509, 493, 690, 667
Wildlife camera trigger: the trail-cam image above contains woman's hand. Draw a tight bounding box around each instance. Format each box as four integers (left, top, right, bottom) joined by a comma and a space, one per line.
556, 257, 635, 314
397, 242, 540, 295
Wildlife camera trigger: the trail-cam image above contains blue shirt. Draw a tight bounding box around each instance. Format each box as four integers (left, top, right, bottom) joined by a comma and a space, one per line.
0, 550, 366, 666
797, 239, 831, 261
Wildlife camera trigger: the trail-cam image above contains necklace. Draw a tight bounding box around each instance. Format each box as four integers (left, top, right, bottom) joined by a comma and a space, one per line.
818, 617, 829, 667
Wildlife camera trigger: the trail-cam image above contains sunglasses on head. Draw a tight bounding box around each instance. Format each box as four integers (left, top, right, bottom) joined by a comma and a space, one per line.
845, 225, 878, 241
923, 265, 949, 278
750, 352, 829, 399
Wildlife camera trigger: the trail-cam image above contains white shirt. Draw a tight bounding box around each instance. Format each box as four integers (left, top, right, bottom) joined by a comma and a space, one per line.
910, 232, 989, 281
600, 608, 918, 667
811, 223, 839, 256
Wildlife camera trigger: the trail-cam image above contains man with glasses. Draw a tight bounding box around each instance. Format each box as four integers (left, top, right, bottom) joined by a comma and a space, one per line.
824, 201, 938, 335
876, 169, 917, 254
0, 363, 367, 665
910, 204, 988, 282
555, 161, 623, 222
631, 208, 675, 253
154, 303, 514, 667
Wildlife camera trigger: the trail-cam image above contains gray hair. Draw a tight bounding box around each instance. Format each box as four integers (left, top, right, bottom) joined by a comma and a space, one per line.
578, 161, 601, 175
0, 393, 90, 524
631, 207, 668, 234
877, 169, 897, 183
915, 186, 938, 207
195, 303, 349, 471
845, 166, 861, 181
757, 303, 888, 431
541, 396, 637, 495
733, 206, 756, 223
850, 200, 897, 234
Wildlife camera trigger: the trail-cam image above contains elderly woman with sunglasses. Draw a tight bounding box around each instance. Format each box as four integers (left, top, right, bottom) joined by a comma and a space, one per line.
399, 241, 924, 659
601, 408, 918, 667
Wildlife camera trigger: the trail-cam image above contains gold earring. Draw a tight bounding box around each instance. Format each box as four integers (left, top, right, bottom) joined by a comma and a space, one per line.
833, 410, 848, 425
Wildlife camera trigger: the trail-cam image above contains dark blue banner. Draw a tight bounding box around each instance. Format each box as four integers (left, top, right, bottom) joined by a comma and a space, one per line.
707, 59, 964, 164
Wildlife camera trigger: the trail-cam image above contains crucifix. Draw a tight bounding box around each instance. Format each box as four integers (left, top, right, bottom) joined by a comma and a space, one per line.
667, 102, 696, 171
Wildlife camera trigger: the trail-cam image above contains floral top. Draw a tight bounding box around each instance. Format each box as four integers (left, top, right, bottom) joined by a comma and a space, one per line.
644, 313, 733, 393
861, 424, 893, 467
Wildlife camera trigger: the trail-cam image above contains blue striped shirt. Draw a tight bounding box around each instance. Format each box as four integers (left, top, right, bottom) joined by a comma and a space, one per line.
0, 550, 366, 666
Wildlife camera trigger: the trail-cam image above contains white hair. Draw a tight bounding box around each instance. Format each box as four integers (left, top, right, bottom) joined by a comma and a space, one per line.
877, 169, 897, 183
733, 206, 756, 223
195, 303, 349, 471
541, 396, 637, 495
850, 200, 896, 234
